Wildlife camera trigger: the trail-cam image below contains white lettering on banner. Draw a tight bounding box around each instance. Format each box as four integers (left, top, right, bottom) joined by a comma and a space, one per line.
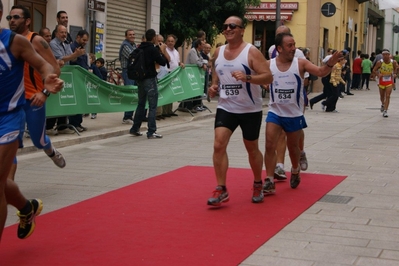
86, 81, 99, 91
64, 82, 73, 89
60, 95, 75, 99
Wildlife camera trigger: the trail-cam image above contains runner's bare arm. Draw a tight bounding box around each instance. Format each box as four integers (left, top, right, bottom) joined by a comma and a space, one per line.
32, 35, 60, 76
11, 34, 64, 94
247, 46, 273, 85
303, 50, 343, 78
208, 47, 220, 98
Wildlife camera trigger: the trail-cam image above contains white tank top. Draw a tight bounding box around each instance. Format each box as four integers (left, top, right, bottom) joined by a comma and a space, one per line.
215, 43, 263, 113
269, 57, 304, 117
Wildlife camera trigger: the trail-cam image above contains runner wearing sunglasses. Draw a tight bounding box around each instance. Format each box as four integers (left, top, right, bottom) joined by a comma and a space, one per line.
207, 16, 273, 206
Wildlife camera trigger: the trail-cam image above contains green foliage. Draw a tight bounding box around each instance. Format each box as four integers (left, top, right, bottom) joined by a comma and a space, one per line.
160, 0, 260, 47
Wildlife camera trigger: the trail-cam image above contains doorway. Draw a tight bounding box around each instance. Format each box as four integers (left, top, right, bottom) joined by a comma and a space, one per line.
15, 0, 47, 32
253, 20, 275, 59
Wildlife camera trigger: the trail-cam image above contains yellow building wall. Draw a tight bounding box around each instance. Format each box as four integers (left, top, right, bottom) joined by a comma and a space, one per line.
210, 0, 366, 65
319, 0, 365, 52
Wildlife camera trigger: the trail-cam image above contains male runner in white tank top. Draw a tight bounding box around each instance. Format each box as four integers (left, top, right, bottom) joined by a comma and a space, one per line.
207, 16, 273, 206
264, 32, 342, 193
268, 26, 308, 182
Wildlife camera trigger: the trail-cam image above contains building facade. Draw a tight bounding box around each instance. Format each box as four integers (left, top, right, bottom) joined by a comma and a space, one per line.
0, 0, 160, 62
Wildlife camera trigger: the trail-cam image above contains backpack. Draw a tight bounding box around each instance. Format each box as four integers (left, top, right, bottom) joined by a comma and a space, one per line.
127, 47, 147, 81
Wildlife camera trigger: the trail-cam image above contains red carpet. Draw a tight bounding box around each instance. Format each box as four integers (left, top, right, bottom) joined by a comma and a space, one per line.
1, 166, 346, 265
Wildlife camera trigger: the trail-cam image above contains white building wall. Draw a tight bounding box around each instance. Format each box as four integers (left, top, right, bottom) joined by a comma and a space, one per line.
148, 0, 161, 32
393, 10, 399, 53
383, 9, 396, 52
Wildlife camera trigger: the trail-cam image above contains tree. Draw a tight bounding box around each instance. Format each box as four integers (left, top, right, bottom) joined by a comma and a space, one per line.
160, 0, 261, 47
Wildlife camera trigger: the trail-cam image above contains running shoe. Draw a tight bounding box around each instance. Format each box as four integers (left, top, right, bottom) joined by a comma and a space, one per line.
49, 148, 66, 168
207, 186, 229, 206
17, 199, 43, 239
263, 178, 276, 195
299, 152, 308, 171
380, 105, 384, 112
129, 130, 143, 136
147, 133, 163, 139
274, 166, 287, 180
45, 129, 58, 136
252, 183, 264, 203
122, 118, 134, 124
290, 171, 301, 189
383, 111, 388, 117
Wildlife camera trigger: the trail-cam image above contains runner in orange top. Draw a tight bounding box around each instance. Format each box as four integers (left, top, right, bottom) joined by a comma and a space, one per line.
8, 5, 66, 170
371, 49, 399, 117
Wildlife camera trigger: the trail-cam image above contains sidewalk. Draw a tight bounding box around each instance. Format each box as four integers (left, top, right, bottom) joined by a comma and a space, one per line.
19, 99, 220, 155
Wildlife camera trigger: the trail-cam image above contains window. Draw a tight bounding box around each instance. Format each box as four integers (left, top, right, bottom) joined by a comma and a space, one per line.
15, 0, 46, 32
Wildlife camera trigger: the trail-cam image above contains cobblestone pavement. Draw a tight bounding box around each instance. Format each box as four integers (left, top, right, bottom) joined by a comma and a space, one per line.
7, 83, 399, 265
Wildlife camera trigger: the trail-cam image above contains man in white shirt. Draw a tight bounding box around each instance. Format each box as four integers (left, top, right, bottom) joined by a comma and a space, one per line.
163, 34, 184, 116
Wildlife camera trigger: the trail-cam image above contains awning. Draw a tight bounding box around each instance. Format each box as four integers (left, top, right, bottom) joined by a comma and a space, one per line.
245, 11, 293, 21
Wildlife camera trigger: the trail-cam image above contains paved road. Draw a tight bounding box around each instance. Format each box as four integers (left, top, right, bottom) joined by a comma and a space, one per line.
7, 82, 399, 265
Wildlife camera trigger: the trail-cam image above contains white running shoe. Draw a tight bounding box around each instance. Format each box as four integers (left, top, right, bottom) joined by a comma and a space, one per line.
49, 148, 66, 168
383, 110, 388, 118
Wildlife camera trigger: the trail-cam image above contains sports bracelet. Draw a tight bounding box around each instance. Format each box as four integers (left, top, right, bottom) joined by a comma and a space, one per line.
41, 89, 50, 97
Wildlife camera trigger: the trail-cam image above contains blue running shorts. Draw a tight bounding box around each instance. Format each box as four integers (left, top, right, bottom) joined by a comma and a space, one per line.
266, 111, 307, 133
0, 108, 25, 148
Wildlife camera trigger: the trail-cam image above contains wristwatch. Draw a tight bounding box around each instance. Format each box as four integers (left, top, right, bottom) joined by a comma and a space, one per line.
41, 89, 50, 97
246, 75, 252, 81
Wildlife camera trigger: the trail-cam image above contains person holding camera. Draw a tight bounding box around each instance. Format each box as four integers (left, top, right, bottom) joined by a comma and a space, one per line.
69, 30, 90, 132
322, 57, 347, 112
129, 29, 170, 139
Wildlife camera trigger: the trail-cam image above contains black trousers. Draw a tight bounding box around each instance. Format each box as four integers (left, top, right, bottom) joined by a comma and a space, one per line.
46, 117, 68, 130
323, 84, 341, 112
309, 76, 331, 105
351, 73, 361, 89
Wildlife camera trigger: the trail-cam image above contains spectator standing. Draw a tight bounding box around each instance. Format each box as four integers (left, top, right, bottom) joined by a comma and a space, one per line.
323, 57, 346, 112
201, 43, 212, 103
49, 25, 85, 134
309, 49, 334, 110
361, 54, 372, 90
179, 39, 207, 113
155, 34, 169, 119
69, 29, 90, 132
51, 11, 73, 44
207, 16, 273, 206
343, 47, 352, 95
129, 29, 170, 139
163, 34, 184, 117
119, 29, 137, 124
372, 49, 382, 68
351, 50, 362, 92
394, 51, 399, 63
370, 52, 376, 63
0, 0, 64, 241
89, 53, 104, 119
39, 27, 52, 43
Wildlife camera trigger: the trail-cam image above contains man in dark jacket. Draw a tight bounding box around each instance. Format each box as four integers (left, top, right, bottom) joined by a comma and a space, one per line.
129, 29, 170, 139
69, 29, 90, 132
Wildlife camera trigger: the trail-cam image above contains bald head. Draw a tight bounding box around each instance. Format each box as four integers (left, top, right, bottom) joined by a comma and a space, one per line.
55, 25, 67, 41
276, 25, 291, 35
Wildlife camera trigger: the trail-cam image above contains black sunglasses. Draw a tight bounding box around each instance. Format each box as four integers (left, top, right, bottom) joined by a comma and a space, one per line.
6, 15, 24, 21
222, 23, 243, 31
